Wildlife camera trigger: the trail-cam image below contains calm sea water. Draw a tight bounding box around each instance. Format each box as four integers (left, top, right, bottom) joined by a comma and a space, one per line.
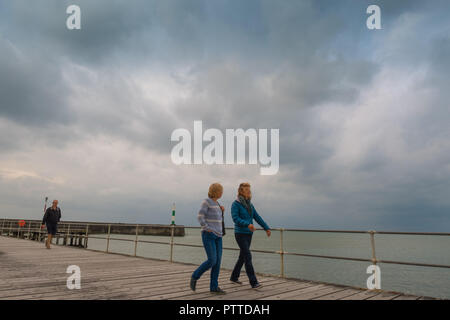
86, 228, 450, 299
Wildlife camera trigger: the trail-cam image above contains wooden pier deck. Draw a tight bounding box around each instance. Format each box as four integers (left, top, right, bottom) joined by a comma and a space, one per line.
0, 236, 426, 300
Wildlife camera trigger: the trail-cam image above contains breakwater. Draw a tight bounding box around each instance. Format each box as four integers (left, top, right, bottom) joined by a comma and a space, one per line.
1, 218, 185, 237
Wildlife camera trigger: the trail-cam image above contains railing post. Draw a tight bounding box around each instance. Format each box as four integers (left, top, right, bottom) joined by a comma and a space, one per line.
84, 224, 89, 248
369, 230, 377, 265
9, 221, 12, 237
1, 218, 5, 236
106, 224, 111, 253
66, 223, 71, 246
134, 224, 139, 257
280, 228, 285, 278
27, 220, 31, 239
170, 224, 175, 263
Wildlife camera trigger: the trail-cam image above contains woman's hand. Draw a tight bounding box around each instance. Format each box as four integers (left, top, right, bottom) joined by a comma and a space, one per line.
220, 205, 225, 212
248, 224, 256, 232
266, 229, 271, 237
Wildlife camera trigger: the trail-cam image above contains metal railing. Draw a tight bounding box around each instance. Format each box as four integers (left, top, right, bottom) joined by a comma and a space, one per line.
1, 218, 450, 279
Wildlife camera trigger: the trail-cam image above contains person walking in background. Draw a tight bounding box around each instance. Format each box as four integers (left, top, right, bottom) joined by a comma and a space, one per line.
230, 183, 271, 288
190, 183, 226, 294
41, 200, 61, 249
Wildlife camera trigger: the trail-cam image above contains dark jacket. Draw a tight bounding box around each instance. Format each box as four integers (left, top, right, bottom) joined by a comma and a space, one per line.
231, 200, 270, 234
42, 207, 61, 225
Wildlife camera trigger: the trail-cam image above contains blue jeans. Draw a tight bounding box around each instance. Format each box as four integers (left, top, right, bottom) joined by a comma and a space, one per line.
230, 233, 258, 286
192, 231, 223, 291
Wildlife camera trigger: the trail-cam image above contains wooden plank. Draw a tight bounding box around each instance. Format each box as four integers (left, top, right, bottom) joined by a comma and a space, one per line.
340, 289, 382, 300
132, 276, 269, 300
18, 273, 214, 300
205, 280, 314, 300
418, 296, 436, 300
393, 294, 421, 300
367, 291, 402, 300
259, 283, 327, 300
314, 288, 363, 300
164, 278, 283, 301
78, 271, 236, 300
290, 286, 349, 300
109, 274, 240, 300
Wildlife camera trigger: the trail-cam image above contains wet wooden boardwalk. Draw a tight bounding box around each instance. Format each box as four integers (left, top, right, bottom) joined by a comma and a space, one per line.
0, 236, 426, 300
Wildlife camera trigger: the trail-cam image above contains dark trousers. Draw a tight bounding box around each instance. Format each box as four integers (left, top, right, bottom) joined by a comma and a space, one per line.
230, 233, 258, 286
46, 223, 58, 235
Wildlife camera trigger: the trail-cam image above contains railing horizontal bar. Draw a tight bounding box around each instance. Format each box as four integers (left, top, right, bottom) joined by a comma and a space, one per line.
138, 240, 171, 245
378, 260, 450, 269
108, 238, 135, 242
7, 227, 86, 232
282, 251, 372, 262
75, 236, 134, 242
282, 229, 450, 236
83, 236, 106, 240
183, 226, 234, 229
172, 242, 241, 251
282, 229, 368, 234
375, 231, 450, 236
171, 242, 205, 249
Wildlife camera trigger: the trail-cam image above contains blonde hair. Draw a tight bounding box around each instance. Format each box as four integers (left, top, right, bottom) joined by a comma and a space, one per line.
208, 183, 223, 199
238, 182, 251, 198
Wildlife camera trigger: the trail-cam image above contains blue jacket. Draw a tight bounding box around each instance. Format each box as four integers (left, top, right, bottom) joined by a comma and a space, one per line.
231, 200, 270, 234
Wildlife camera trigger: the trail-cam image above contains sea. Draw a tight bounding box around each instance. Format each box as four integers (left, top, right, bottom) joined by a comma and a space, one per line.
86, 228, 450, 299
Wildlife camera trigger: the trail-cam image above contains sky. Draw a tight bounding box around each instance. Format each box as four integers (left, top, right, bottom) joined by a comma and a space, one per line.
0, 0, 449, 231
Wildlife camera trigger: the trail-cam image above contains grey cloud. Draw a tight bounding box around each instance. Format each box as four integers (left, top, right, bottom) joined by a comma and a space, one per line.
0, 37, 71, 126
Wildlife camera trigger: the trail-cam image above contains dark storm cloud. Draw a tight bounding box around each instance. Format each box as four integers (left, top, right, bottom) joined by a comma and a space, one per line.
2, 0, 381, 149
0, 37, 71, 126
0, 0, 408, 132
5, 0, 218, 66
1, 0, 408, 67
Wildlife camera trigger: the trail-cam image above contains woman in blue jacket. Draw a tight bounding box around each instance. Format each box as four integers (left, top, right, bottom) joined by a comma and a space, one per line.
230, 182, 271, 288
